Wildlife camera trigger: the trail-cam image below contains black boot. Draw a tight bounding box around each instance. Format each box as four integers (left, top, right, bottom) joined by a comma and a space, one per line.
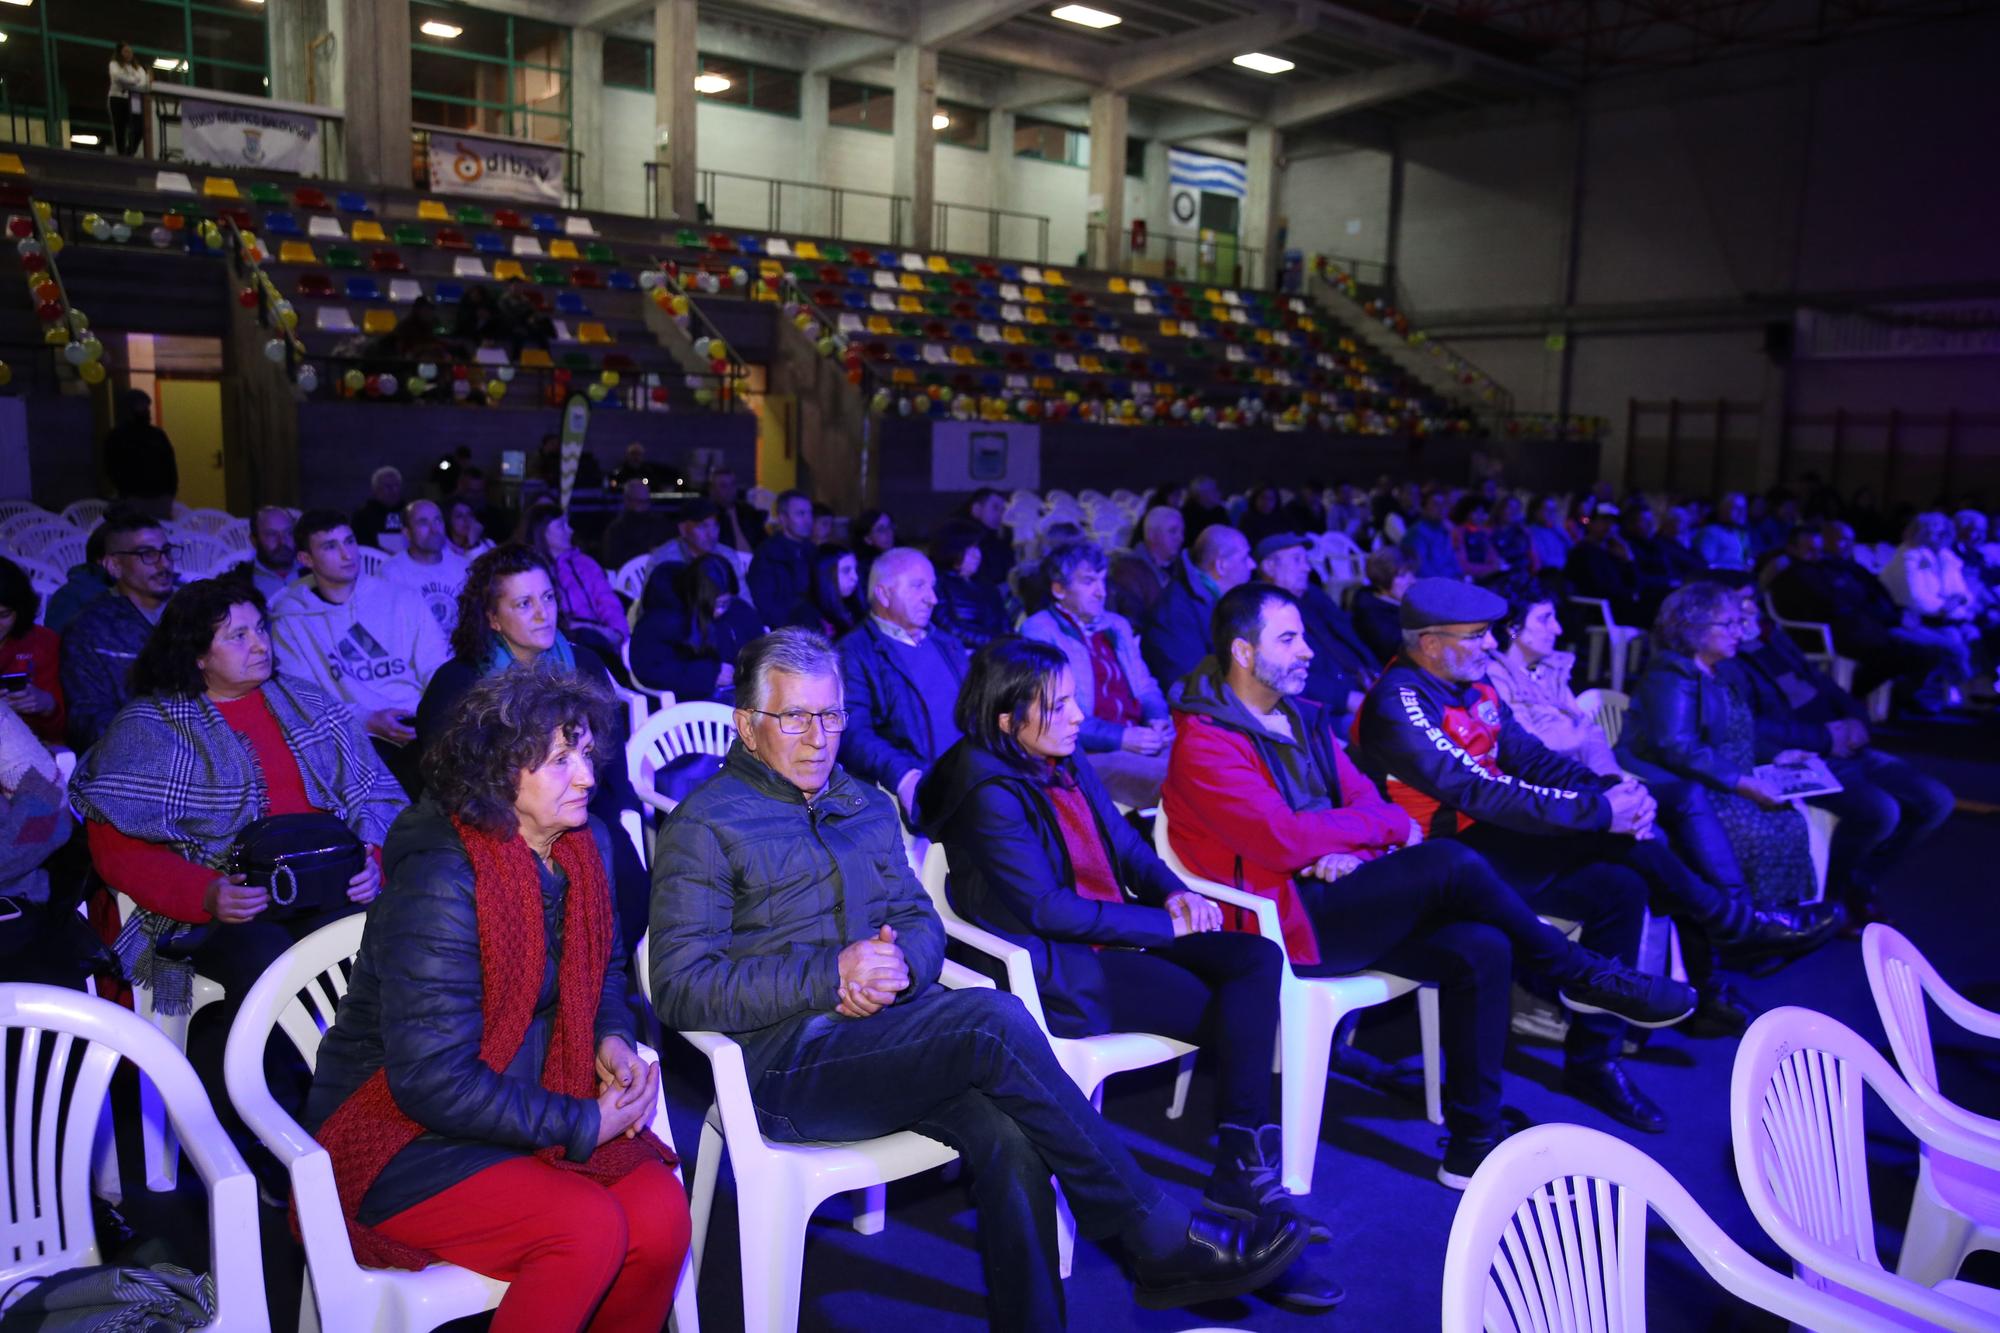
1130, 1210, 1310, 1310
1262, 1250, 1347, 1312
1205, 1123, 1331, 1242
1682, 980, 1754, 1038
1712, 900, 1844, 965
1562, 1060, 1668, 1133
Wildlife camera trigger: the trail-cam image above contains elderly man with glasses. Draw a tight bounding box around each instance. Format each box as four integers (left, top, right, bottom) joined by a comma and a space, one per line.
61, 509, 180, 750
650, 627, 1309, 1330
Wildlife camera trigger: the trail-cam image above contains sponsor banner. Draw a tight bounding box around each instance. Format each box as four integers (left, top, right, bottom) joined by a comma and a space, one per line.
427, 130, 566, 204
931, 421, 1040, 493
181, 97, 319, 174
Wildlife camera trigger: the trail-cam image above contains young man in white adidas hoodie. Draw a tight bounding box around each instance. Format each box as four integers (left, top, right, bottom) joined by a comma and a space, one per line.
270, 509, 449, 795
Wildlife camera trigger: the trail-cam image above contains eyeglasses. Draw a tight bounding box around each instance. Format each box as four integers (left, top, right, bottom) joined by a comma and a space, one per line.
109, 543, 180, 566
747, 707, 849, 735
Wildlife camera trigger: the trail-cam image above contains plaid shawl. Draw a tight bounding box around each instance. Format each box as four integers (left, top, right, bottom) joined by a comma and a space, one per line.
70, 674, 405, 1011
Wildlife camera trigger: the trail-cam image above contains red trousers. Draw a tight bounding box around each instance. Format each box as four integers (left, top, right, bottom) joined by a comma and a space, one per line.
375, 1155, 690, 1333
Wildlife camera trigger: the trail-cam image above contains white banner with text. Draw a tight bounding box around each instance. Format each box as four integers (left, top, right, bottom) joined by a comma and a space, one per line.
426, 131, 565, 204
181, 97, 319, 174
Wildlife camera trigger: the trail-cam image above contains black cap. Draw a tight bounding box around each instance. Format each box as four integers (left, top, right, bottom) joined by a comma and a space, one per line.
1399, 577, 1508, 630
1252, 532, 1309, 563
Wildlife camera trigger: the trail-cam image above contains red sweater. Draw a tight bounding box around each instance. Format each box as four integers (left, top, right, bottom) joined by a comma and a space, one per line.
89, 690, 322, 923
2, 625, 65, 745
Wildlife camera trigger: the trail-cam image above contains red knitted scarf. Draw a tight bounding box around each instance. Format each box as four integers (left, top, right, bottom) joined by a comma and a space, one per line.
312, 816, 671, 1271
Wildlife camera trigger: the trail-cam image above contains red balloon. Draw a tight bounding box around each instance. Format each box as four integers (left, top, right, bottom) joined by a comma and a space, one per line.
237, 287, 258, 308
553, 369, 571, 383
35, 300, 61, 322
32, 282, 58, 306
452, 364, 469, 379
6, 217, 31, 239
20, 254, 44, 274
709, 358, 729, 376
650, 386, 669, 403
846, 368, 863, 386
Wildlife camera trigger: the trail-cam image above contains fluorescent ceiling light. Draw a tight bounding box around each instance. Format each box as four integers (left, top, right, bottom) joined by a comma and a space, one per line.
1232, 51, 1296, 74
0, 1, 30, 8
1052, 4, 1121, 27
418, 20, 463, 39
931, 112, 951, 131
71, 132, 99, 145
152, 57, 189, 71
0, 32, 7, 41
693, 73, 732, 94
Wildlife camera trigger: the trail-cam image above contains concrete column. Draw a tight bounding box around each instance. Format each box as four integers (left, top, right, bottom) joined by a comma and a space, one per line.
1243, 122, 1281, 289
268, 0, 331, 106
987, 106, 1016, 257
1086, 90, 1127, 271
341, 0, 411, 187
798, 71, 830, 235
652, 0, 699, 221
891, 45, 938, 250
569, 28, 605, 211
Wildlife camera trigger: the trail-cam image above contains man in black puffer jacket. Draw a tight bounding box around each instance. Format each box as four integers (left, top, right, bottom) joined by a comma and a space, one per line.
649, 628, 1307, 1329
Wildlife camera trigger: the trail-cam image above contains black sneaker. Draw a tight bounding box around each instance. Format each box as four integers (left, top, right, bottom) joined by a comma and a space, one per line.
1437, 1109, 1531, 1190
1558, 961, 1696, 1029
1204, 1124, 1331, 1242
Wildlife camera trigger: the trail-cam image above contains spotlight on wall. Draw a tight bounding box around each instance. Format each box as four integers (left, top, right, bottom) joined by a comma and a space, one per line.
1051, 5, 1122, 27
152, 57, 190, 72
932, 112, 951, 131
418, 20, 463, 39
693, 73, 732, 94
1232, 52, 1296, 74
71, 132, 100, 145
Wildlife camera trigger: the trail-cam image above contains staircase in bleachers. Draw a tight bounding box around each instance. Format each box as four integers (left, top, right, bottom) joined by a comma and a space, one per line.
1306, 257, 1515, 419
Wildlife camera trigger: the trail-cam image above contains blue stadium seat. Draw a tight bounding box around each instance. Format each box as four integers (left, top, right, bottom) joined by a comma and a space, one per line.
842, 292, 866, 311
344, 276, 384, 302
529, 213, 560, 234
432, 281, 465, 303
976, 282, 999, 299
262, 211, 300, 237
555, 292, 589, 315
999, 265, 1021, 282
605, 269, 637, 291
335, 190, 372, 214
474, 233, 506, 255
736, 235, 762, 255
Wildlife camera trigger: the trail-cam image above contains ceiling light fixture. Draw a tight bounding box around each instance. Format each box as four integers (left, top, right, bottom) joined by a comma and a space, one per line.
693, 72, 732, 94
1232, 51, 1296, 74
152, 57, 189, 72
931, 112, 951, 131
1051, 4, 1121, 27
0, 1, 31, 8
418, 20, 463, 39
71, 132, 100, 145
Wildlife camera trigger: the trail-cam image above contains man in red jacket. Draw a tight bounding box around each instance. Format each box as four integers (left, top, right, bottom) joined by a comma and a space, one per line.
1163, 583, 1694, 1186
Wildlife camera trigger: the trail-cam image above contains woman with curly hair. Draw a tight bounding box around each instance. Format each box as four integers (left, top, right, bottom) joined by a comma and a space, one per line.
414, 544, 649, 940
306, 664, 689, 1331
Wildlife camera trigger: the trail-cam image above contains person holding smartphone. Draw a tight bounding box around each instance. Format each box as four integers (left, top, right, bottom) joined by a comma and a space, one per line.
0, 557, 64, 745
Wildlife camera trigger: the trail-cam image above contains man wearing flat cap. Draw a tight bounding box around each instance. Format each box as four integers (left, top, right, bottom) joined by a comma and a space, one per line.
1352, 578, 1682, 1134
1253, 533, 1380, 729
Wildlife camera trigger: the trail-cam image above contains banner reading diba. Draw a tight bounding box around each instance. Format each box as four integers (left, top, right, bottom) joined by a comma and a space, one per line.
426, 130, 565, 205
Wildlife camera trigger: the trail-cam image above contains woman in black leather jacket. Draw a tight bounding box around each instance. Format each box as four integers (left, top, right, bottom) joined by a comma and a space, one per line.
1620, 582, 1815, 908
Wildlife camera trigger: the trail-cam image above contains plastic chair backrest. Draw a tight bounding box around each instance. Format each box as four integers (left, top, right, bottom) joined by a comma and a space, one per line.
1863, 923, 2000, 1137
2, 984, 267, 1328
613, 554, 651, 601
1441, 1121, 1885, 1333
1573, 688, 1629, 748
627, 702, 737, 807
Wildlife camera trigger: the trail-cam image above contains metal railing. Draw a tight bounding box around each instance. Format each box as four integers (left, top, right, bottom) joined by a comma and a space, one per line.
1309, 254, 1516, 417
640, 258, 749, 412
646, 164, 911, 247
1086, 223, 1265, 288
929, 202, 1049, 265
1309, 251, 1394, 292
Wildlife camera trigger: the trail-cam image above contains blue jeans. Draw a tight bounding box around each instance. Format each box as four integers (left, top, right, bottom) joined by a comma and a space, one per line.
750, 986, 1174, 1331
1815, 748, 1954, 898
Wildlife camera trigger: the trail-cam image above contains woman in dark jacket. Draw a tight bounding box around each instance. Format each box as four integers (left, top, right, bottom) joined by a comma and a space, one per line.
306, 666, 687, 1331
1351, 547, 1415, 663
915, 639, 1330, 1291
414, 545, 649, 942
628, 552, 765, 701
930, 519, 1012, 650
809, 545, 864, 638
1620, 581, 1815, 907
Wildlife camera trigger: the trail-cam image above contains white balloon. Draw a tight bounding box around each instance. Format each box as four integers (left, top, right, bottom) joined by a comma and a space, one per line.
496, 366, 516, 383
110, 223, 132, 243
417, 362, 438, 380
297, 366, 319, 393
263, 338, 287, 363
638, 270, 660, 290
692, 336, 713, 359
62, 342, 88, 365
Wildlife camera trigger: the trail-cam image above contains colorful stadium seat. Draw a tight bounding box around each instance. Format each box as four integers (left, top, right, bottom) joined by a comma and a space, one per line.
417, 200, 450, 221
325, 245, 360, 269
434, 228, 469, 251
556, 292, 589, 315
432, 281, 465, 303
334, 191, 372, 214
315, 306, 357, 333
307, 215, 343, 239
368, 248, 407, 273
519, 347, 553, 368
584, 243, 618, 264
494, 209, 526, 231
345, 277, 384, 302
548, 239, 580, 261
350, 219, 386, 243
155, 171, 196, 194
474, 233, 506, 255
570, 268, 602, 289
201, 177, 241, 199
262, 212, 300, 237
512, 235, 545, 257
452, 256, 488, 278
294, 273, 335, 299
606, 270, 637, 291
293, 186, 330, 210
492, 260, 526, 282
454, 205, 489, 225
361, 309, 397, 335
388, 278, 423, 303
532, 263, 564, 285
278, 241, 318, 265
529, 214, 560, 234
392, 224, 429, 246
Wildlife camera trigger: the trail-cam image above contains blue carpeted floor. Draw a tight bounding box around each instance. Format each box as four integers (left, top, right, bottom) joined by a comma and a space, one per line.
107, 713, 2000, 1331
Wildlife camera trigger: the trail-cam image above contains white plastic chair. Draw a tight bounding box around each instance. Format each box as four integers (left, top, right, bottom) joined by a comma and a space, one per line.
1863, 924, 2000, 1287
1570, 597, 1645, 693
62, 498, 110, 529
110, 892, 227, 1194
1155, 809, 1443, 1191
174, 533, 234, 580
0, 499, 48, 529
620, 635, 675, 712
918, 841, 1197, 1275
1442, 1121, 1890, 1332
1, 983, 268, 1331
0, 510, 63, 545
225, 915, 700, 1333
627, 701, 734, 818
613, 553, 652, 602
636, 931, 992, 1333
1573, 687, 1628, 748
1730, 1006, 2000, 1330
181, 507, 239, 535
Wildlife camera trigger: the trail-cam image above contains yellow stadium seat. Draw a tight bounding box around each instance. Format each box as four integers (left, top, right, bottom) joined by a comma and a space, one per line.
1203, 288, 1223, 303
350, 220, 387, 242
759, 259, 782, 277
201, 176, 241, 198
951, 346, 975, 365
1002, 326, 1025, 344
899, 273, 923, 291
1122, 336, 1144, 354
795, 240, 821, 260
517, 347, 553, 368
1022, 287, 1044, 303
577, 321, 612, 345
278, 241, 318, 265
866, 315, 892, 335
417, 200, 449, 221
927, 255, 949, 273
1025, 307, 1047, 325
891, 369, 917, 385
0, 153, 24, 176
548, 239, 580, 260
492, 259, 526, 281
1043, 269, 1066, 286
897, 295, 921, 314
361, 309, 396, 335
1108, 277, 1128, 294
1160, 320, 1178, 337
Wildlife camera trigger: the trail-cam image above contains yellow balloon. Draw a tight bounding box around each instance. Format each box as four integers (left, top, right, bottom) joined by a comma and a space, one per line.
278, 308, 299, 330
32, 201, 50, 220
586, 383, 607, 402
42, 327, 67, 346
0, 361, 12, 386
486, 379, 506, 398
79, 361, 106, 384
43, 234, 62, 255
599, 370, 620, 387
122, 209, 144, 227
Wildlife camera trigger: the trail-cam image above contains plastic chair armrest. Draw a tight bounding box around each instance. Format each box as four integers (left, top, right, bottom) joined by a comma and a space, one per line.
1166, 869, 1286, 946
939, 959, 997, 990
1926, 977, 2000, 1042
937, 917, 1049, 1029
681, 1029, 764, 1147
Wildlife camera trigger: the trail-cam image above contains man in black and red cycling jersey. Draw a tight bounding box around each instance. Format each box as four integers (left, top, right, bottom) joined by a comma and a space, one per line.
1353, 579, 1683, 1134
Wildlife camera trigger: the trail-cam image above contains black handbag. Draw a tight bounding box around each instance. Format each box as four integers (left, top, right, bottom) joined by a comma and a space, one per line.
227, 813, 365, 921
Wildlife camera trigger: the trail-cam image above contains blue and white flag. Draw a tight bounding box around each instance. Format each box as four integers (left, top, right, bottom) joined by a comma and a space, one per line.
1167, 148, 1246, 199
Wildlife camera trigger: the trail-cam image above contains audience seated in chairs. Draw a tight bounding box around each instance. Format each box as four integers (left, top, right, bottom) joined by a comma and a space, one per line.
747, 490, 820, 628
1142, 524, 1253, 688
380, 499, 470, 634
521, 502, 630, 668
915, 637, 1341, 1311
1882, 511, 2000, 681
0, 702, 73, 931
930, 519, 1012, 651
1353, 578, 1696, 1134
1252, 532, 1379, 726
305, 664, 689, 1331
1489, 495, 1533, 573
350, 465, 407, 554
229, 505, 300, 603
807, 545, 865, 639
853, 507, 897, 591
1694, 492, 1754, 578
72, 579, 400, 1164
1565, 504, 1654, 626
837, 548, 969, 820
1022, 540, 1175, 810
1401, 491, 1463, 580
446, 494, 496, 564
1725, 586, 1953, 926
1108, 506, 1187, 624
44, 518, 117, 634
270, 509, 449, 797
648, 627, 1310, 1328
0, 556, 65, 745
1180, 475, 1231, 545
1351, 547, 1415, 665
1622, 504, 1703, 605
641, 497, 726, 598
1620, 582, 1817, 911
61, 509, 180, 751
1164, 582, 1694, 1185
1449, 496, 1508, 580
1524, 495, 1573, 576
414, 545, 649, 944
600, 480, 675, 572
628, 552, 765, 701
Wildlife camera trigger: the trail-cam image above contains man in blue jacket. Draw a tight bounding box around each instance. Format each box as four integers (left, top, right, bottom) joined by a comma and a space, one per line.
838, 547, 969, 818
1141, 523, 1252, 688
1400, 490, 1463, 580
650, 628, 1308, 1329
61, 510, 178, 751
746, 489, 818, 628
